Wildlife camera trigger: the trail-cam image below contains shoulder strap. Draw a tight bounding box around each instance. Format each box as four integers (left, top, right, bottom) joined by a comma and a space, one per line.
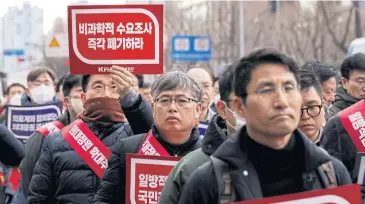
211, 155, 236, 204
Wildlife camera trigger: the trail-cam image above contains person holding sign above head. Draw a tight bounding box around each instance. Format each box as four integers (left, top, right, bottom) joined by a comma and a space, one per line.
159, 64, 244, 204
93, 71, 203, 204
27, 66, 153, 204
19, 74, 83, 199
177, 48, 352, 204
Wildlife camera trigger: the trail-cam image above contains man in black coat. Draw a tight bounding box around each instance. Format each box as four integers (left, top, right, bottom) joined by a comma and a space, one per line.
178, 48, 352, 203
27, 66, 153, 204
93, 71, 204, 203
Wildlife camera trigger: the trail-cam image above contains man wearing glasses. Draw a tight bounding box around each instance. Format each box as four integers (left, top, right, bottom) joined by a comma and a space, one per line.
298, 68, 326, 146
93, 71, 203, 203
28, 66, 153, 204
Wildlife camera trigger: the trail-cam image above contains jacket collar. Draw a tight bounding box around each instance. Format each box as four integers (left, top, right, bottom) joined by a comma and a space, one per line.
213, 126, 331, 172
201, 114, 228, 155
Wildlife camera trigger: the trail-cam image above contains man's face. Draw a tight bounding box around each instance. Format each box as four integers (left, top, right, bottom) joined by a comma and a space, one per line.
28, 72, 54, 89
64, 86, 83, 110
342, 70, 365, 99
8, 86, 25, 104
213, 81, 219, 97
141, 87, 153, 103
298, 87, 325, 142
152, 88, 202, 134
321, 77, 336, 105
26, 72, 56, 104
187, 69, 213, 111
81, 75, 119, 103
234, 64, 302, 138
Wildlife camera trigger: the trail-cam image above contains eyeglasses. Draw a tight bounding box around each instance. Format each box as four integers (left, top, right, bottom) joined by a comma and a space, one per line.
301, 105, 323, 117
244, 84, 299, 98
88, 83, 118, 94
32, 82, 54, 87
154, 97, 198, 108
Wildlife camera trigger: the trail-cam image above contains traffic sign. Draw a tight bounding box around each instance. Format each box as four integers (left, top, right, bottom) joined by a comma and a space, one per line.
171, 36, 212, 61
67, 4, 164, 75
45, 33, 69, 58
3, 49, 25, 56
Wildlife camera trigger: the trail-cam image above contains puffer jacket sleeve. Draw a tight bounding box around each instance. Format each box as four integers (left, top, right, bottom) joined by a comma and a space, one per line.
27, 134, 55, 204
122, 94, 153, 135
19, 131, 45, 198
0, 124, 24, 166
93, 140, 124, 203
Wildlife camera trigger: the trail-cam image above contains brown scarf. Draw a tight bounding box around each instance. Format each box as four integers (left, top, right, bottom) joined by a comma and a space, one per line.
78, 97, 127, 126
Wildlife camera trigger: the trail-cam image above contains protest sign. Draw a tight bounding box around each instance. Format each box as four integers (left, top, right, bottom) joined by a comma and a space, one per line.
6, 102, 62, 143
68, 5, 163, 75
125, 154, 181, 204
234, 184, 361, 204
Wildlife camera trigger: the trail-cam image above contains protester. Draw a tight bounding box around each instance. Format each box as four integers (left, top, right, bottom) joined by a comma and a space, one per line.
298, 68, 326, 146
140, 82, 153, 104
19, 74, 83, 198
27, 66, 153, 204
93, 71, 203, 203
23, 67, 59, 106
0, 83, 26, 123
56, 75, 67, 111
187, 68, 216, 136
310, 61, 337, 106
159, 65, 243, 204
178, 48, 351, 203
328, 53, 365, 118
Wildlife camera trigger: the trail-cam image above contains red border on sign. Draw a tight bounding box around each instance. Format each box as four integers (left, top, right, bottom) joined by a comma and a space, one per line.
67, 5, 164, 75
125, 154, 181, 204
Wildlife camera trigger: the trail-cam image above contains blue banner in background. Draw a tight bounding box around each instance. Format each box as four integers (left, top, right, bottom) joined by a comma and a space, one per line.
6, 102, 62, 143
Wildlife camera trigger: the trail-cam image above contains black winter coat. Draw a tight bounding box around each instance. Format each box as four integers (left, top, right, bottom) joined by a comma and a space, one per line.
93, 125, 202, 204
27, 95, 154, 204
178, 127, 352, 204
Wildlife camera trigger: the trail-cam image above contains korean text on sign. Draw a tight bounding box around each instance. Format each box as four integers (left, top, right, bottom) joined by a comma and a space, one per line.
349, 111, 365, 138
138, 174, 167, 204
79, 22, 152, 51
69, 125, 108, 170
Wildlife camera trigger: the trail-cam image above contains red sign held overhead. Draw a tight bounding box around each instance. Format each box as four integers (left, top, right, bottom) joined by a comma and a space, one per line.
67, 5, 163, 75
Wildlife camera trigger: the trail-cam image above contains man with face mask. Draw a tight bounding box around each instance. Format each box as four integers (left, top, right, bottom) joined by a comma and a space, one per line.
158, 65, 244, 204
27, 66, 153, 204
18, 74, 83, 199
0, 83, 26, 124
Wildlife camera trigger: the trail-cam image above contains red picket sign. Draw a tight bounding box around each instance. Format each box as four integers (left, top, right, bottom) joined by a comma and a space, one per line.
125, 154, 181, 204
338, 100, 365, 152
68, 4, 163, 75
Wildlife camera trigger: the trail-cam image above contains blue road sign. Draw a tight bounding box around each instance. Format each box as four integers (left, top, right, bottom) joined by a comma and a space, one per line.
172, 36, 212, 61
3, 49, 25, 56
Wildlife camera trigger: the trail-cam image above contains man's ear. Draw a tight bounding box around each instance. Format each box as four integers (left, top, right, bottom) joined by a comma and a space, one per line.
233, 97, 246, 118
63, 97, 71, 108
151, 102, 155, 118
216, 100, 228, 120
195, 102, 203, 120
341, 77, 348, 90
26, 87, 31, 98
81, 93, 86, 104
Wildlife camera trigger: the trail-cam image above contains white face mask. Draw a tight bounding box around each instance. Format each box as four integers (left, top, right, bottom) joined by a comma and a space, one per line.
70, 98, 84, 115
226, 106, 246, 131
10, 94, 22, 106
30, 84, 55, 105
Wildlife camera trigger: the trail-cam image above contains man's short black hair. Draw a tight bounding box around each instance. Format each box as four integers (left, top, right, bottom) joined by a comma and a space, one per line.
233, 48, 300, 102
136, 75, 144, 89
341, 53, 365, 79
6, 83, 26, 95
141, 82, 151, 89
27, 67, 56, 83
219, 64, 235, 105
301, 61, 337, 85
299, 67, 322, 98
81, 75, 91, 93
62, 74, 82, 97
56, 75, 67, 93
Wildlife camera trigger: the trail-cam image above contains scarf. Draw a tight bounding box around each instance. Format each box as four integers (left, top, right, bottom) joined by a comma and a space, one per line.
78, 97, 127, 126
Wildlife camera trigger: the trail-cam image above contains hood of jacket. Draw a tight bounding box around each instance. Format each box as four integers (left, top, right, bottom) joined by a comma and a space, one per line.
213, 126, 331, 172
152, 124, 201, 156
21, 92, 60, 106
201, 114, 228, 155
332, 85, 359, 111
